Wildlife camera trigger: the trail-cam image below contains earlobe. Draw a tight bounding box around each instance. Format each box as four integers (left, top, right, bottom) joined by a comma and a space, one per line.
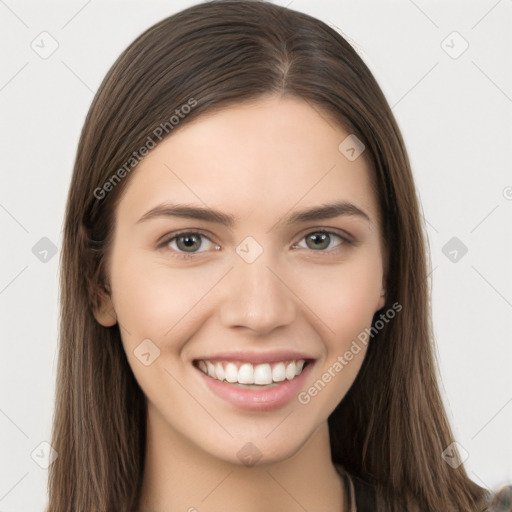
377, 288, 386, 311
92, 287, 118, 327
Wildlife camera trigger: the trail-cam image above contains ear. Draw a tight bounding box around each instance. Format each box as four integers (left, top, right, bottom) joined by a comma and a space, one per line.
92, 284, 117, 327
376, 280, 386, 312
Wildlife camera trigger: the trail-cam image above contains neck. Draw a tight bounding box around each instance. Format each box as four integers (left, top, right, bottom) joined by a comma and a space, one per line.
137, 404, 346, 512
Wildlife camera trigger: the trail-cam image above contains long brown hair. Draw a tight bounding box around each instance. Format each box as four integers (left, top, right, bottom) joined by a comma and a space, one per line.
47, 1, 494, 510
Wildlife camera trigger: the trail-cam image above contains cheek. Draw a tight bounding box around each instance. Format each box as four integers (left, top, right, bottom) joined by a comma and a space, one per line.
335, 270, 381, 330
110, 253, 221, 346
296, 263, 380, 411
292, 254, 383, 337
109, 254, 176, 340
109, 254, 204, 394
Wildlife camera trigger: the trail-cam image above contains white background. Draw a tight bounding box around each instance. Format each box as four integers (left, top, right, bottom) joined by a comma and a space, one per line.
0, 0, 511, 509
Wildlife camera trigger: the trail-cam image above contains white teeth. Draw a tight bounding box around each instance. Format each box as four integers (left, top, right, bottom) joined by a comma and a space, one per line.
238, 363, 254, 384
272, 362, 286, 382
206, 361, 216, 378
225, 362, 238, 383
215, 362, 225, 381
196, 359, 307, 385
254, 363, 272, 385
285, 362, 296, 380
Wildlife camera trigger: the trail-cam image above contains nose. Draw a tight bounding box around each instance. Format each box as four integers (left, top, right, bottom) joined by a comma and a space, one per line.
218, 249, 296, 335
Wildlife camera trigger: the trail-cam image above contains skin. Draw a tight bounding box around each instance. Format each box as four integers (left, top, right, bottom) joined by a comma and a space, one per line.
94, 95, 386, 512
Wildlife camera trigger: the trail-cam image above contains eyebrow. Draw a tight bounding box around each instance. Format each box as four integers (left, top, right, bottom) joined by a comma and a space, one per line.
136, 200, 371, 228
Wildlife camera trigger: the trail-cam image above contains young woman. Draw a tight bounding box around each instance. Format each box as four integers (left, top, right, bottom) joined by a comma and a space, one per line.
46, 1, 510, 510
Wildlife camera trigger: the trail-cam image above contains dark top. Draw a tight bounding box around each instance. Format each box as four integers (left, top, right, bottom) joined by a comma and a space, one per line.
334, 464, 377, 511
334, 463, 512, 512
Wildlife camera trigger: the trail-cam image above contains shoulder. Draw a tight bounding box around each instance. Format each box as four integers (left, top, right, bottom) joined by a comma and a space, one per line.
483, 484, 512, 511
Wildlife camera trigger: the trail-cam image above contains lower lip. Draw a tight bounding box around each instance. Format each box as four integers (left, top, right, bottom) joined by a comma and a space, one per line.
195, 362, 314, 412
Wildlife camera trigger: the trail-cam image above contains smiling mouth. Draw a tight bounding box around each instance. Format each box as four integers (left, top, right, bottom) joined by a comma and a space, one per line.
193, 359, 313, 388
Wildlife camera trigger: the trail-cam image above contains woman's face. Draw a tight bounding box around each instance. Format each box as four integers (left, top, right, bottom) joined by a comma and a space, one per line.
95, 95, 386, 465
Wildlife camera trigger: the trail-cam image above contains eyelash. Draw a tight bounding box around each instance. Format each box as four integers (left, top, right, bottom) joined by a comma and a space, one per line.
157, 229, 354, 260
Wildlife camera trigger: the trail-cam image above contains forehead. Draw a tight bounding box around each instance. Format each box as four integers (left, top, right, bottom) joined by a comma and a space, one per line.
115, 96, 379, 227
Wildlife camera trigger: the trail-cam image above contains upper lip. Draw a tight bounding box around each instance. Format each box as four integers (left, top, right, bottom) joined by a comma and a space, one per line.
193, 350, 316, 365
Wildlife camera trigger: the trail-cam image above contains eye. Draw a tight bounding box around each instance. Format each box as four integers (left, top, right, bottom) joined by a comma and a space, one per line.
292, 230, 352, 254
158, 231, 219, 259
